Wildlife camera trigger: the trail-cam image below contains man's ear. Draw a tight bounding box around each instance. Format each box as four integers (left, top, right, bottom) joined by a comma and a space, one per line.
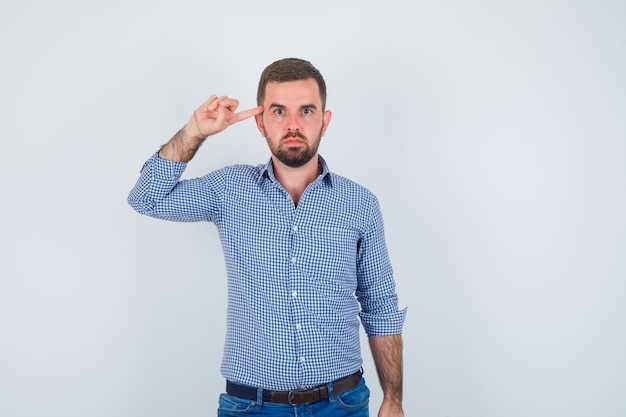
254, 113, 265, 137
321, 109, 332, 137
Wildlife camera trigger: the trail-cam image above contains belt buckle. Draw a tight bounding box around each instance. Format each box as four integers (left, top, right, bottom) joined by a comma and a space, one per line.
287, 389, 305, 406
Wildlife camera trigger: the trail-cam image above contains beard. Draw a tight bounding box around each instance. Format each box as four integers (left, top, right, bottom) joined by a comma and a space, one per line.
265, 128, 323, 168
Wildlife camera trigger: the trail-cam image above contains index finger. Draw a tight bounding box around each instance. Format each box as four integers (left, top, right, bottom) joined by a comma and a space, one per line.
234, 105, 264, 123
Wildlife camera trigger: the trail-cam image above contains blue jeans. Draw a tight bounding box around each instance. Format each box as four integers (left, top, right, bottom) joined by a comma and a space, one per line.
217, 377, 370, 417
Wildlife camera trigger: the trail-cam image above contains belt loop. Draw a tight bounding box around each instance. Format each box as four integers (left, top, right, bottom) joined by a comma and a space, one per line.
326, 381, 335, 403
256, 388, 264, 407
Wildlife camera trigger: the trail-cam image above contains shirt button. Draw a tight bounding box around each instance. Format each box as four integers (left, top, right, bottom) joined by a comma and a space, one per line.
292, 290, 298, 297
296, 323, 302, 330
292, 225, 298, 232
299, 356, 306, 363
291, 257, 297, 264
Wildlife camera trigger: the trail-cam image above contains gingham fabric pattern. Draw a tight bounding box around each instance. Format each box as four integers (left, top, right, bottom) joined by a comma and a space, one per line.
128, 152, 406, 390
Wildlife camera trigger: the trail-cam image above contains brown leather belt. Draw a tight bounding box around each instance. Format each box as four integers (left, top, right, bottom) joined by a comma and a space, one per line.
226, 369, 362, 406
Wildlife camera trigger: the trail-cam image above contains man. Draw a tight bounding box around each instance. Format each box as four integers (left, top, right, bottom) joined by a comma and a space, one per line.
128, 58, 406, 416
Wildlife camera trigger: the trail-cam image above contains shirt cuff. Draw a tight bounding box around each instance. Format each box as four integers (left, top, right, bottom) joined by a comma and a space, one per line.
144, 151, 187, 181
359, 307, 407, 337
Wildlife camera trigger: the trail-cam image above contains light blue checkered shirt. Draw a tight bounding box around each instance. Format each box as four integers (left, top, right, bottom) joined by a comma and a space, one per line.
128, 152, 406, 390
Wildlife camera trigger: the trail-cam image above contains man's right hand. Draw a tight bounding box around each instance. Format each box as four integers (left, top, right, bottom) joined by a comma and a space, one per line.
159, 95, 263, 163
190, 95, 263, 140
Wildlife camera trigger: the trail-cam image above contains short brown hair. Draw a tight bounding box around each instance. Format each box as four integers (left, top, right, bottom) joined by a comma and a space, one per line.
257, 58, 327, 109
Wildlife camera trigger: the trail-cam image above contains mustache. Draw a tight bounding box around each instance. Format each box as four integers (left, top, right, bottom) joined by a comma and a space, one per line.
282, 131, 306, 140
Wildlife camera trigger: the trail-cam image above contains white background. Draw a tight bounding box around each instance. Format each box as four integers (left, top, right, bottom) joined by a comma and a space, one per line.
1, 1, 625, 416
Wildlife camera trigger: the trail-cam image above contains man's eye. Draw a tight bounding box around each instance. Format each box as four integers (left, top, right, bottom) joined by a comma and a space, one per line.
302, 108, 312, 115
275, 108, 285, 116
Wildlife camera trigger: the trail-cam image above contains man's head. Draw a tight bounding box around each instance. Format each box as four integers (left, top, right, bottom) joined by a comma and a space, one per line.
255, 58, 332, 169
257, 58, 327, 110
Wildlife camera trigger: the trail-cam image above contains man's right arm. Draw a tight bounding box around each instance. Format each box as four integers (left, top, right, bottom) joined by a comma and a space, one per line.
128, 96, 263, 220
159, 95, 263, 163
127, 151, 202, 220
158, 124, 205, 163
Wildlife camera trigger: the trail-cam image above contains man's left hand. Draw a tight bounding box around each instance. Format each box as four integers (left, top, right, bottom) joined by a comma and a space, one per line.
378, 399, 404, 417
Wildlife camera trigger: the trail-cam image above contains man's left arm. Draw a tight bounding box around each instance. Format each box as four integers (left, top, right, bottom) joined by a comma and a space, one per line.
355, 195, 406, 416
369, 334, 404, 417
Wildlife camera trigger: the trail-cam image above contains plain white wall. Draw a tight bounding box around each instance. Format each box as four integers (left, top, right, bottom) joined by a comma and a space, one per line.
1, 1, 625, 416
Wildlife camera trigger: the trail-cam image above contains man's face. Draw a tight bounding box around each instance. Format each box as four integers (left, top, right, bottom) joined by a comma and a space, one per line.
255, 78, 332, 168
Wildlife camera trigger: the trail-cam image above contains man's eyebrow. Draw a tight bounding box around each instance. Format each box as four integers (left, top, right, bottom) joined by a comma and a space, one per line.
267, 103, 318, 110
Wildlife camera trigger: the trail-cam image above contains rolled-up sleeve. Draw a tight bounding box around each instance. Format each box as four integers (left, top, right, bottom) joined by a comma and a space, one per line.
127, 152, 222, 222
356, 197, 407, 337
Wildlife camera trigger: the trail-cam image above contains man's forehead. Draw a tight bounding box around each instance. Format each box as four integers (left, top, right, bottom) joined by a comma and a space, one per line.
264, 79, 321, 102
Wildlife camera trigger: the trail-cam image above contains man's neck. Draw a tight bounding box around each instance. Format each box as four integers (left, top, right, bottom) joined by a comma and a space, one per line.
272, 155, 321, 207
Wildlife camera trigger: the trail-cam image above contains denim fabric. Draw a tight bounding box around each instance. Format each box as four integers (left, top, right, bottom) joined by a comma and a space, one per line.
217, 377, 370, 417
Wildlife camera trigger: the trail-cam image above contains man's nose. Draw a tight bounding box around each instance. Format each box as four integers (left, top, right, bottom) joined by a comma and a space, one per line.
285, 113, 301, 132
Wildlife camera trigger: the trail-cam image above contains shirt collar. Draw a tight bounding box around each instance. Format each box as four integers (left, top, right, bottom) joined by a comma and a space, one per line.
258, 155, 332, 186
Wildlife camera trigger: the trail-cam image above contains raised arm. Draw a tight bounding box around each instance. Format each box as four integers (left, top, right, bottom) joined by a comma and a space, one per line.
159, 95, 263, 162
128, 96, 262, 220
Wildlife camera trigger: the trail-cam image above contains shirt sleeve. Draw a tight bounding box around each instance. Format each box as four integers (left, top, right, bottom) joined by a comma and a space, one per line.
127, 152, 223, 222
356, 195, 407, 337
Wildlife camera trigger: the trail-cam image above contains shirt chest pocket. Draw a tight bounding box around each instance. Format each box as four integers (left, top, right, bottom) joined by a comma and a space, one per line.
297, 224, 360, 291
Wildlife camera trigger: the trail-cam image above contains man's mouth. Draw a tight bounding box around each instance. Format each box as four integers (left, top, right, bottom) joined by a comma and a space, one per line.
282, 132, 306, 146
